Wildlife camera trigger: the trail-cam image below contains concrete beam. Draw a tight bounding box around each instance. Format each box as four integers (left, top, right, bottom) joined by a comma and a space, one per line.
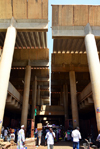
37, 111, 64, 115
38, 78, 49, 82
25, 32, 32, 48
19, 32, 27, 48
79, 97, 94, 110
52, 26, 100, 39
6, 95, 12, 103
37, 105, 64, 115
52, 53, 88, 65
78, 83, 92, 103
8, 82, 22, 103
84, 98, 93, 106
42, 99, 50, 102
41, 32, 45, 48
88, 97, 93, 104
0, 19, 48, 32
84, 99, 91, 106
81, 101, 85, 108
35, 32, 40, 48
16, 34, 23, 49
12, 60, 49, 67
6, 97, 15, 105
52, 65, 89, 72
41, 96, 50, 100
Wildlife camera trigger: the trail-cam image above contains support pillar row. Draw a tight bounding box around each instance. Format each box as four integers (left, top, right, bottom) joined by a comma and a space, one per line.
21, 65, 31, 129
85, 33, 100, 131
69, 71, 79, 128
0, 25, 16, 134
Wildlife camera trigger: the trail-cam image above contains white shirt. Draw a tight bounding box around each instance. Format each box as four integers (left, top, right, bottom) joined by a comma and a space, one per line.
72, 129, 81, 142
46, 131, 55, 145
38, 130, 42, 137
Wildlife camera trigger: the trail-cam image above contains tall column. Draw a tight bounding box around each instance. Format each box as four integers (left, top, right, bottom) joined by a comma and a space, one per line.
0, 25, 16, 133
31, 76, 37, 120
63, 85, 68, 119
37, 85, 40, 106
69, 71, 79, 128
85, 33, 100, 131
21, 65, 31, 129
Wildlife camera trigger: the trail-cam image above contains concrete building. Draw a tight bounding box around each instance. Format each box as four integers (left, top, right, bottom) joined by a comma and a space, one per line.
0, 1, 100, 138
0, 0, 49, 132
51, 5, 100, 135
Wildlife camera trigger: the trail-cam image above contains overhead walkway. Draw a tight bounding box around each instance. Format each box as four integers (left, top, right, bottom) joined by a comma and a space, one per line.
78, 83, 94, 110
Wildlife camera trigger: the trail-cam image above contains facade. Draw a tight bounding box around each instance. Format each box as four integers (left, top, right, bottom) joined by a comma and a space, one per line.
0, 0, 49, 132
51, 5, 100, 134
0, 1, 100, 138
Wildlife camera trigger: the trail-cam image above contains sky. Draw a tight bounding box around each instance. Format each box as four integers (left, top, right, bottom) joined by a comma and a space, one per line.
48, 0, 100, 104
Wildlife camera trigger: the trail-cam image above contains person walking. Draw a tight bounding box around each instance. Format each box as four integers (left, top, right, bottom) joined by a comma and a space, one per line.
38, 129, 42, 146
71, 127, 81, 149
4, 127, 8, 141
45, 127, 55, 149
17, 125, 25, 149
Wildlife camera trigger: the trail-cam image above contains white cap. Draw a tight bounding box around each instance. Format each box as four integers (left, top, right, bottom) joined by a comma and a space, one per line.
21, 125, 24, 128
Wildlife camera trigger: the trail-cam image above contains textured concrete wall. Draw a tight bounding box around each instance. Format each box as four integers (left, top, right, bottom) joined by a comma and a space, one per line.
0, 0, 48, 19
52, 5, 100, 26
0, 0, 12, 19
37, 105, 64, 115
78, 82, 91, 102
13, 48, 49, 61
52, 53, 88, 65
8, 82, 22, 102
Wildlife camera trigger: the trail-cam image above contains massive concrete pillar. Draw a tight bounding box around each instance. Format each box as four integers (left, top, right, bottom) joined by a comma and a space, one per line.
21, 65, 31, 129
85, 33, 100, 131
0, 25, 16, 133
31, 76, 37, 120
37, 85, 40, 106
69, 71, 79, 128
63, 85, 68, 119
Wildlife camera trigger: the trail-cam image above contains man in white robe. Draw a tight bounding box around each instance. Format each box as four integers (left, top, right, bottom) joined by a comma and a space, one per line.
17, 125, 25, 149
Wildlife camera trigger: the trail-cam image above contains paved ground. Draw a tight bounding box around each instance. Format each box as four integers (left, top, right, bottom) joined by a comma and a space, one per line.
8, 141, 84, 149
35, 141, 84, 149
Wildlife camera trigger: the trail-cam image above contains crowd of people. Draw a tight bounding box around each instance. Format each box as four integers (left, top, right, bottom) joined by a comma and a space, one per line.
1, 124, 100, 149
34, 126, 81, 149
34, 126, 100, 149
1, 126, 19, 142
